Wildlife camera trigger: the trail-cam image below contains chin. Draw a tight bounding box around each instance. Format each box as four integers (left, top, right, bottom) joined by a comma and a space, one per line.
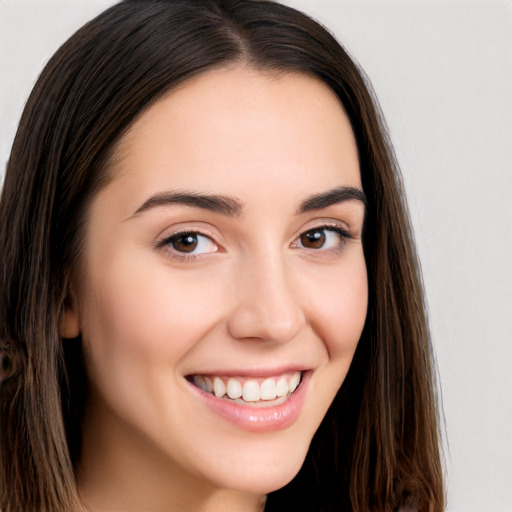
197, 431, 311, 496
215, 458, 304, 496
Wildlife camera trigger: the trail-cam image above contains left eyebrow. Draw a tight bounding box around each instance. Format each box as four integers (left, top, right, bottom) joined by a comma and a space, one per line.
297, 186, 367, 213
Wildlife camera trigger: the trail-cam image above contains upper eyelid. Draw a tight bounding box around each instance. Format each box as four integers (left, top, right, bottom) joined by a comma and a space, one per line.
307, 222, 350, 232
293, 219, 353, 239
154, 217, 357, 249
159, 219, 352, 236
156, 226, 352, 254
156, 230, 220, 261
156, 225, 220, 246
293, 224, 352, 247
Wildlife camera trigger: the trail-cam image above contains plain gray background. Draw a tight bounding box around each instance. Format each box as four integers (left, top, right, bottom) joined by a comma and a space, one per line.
1, 1, 511, 510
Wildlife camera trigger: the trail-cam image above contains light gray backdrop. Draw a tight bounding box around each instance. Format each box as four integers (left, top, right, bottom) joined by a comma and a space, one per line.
1, 1, 511, 510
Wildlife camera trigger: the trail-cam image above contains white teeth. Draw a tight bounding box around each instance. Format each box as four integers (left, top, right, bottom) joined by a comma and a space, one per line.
226, 378, 242, 399
260, 378, 277, 400
213, 376, 226, 398
276, 377, 288, 396
242, 380, 260, 402
275, 377, 288, 397
193, 371, 302, 403
289, 372, 301, 393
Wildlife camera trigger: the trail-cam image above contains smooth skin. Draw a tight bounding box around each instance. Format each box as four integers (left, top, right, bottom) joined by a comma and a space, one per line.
61, 66, 368, 512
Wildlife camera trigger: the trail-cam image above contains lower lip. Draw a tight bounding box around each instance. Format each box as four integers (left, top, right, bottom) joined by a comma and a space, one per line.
188, 372, 310, 432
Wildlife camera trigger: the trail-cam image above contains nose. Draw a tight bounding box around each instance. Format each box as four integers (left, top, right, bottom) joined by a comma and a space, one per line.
226, 254, 306, 344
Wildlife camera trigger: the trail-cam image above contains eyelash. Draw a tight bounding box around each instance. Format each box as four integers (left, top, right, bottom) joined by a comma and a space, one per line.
292, 224, 352, 252
156, 229, 219, 262
157, 224, 352, 262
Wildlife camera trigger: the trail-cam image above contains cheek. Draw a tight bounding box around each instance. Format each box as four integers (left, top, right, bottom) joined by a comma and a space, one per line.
296, 251, 367, 440
306, 253, 368, 361
78, 252, 226, 388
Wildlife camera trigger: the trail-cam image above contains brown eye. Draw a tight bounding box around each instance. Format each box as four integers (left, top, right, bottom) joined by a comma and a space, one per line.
164, 232, 218, 256
300, 229, 326, 249
296, 226, 350, 251
170, 233, 199, 253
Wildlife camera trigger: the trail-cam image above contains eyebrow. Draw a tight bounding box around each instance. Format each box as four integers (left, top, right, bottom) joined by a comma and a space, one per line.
132, 185, 366, 219
133, 190, 243, 217
297, 186, 367, 213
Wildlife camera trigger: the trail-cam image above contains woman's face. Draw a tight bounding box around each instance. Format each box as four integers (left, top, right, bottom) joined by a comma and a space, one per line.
64, 66, 367, 508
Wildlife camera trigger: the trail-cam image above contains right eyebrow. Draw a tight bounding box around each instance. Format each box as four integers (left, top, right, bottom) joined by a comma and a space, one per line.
130, 190, 244, 218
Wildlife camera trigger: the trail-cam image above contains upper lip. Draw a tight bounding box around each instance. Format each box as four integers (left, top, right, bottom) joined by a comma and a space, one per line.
185, 365, 309, 379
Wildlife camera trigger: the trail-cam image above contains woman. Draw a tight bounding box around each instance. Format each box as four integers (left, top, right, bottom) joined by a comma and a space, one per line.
0, 0, 444, 510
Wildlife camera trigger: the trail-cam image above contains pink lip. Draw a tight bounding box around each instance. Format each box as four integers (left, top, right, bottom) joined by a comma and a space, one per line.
187, 371, 310, 432
189, 364, 306, 378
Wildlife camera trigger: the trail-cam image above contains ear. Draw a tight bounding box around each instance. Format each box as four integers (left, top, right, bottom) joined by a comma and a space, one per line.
59, 292, 81, 339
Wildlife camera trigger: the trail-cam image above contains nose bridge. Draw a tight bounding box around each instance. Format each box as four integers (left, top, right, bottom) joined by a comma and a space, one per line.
226, 247, 305, 344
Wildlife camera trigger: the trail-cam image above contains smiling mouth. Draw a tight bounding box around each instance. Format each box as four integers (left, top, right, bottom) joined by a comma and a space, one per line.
187, 371, 303, 407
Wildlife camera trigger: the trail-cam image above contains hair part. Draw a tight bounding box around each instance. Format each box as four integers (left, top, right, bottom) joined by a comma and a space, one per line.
0, 1, 444, 510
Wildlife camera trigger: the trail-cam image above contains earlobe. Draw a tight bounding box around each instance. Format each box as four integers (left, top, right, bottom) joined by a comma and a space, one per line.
59, 293, 81, 339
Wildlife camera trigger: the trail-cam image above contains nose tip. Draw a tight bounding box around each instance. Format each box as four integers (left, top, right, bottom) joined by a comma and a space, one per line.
226, 263, 306, 344
227, 304, 305, 344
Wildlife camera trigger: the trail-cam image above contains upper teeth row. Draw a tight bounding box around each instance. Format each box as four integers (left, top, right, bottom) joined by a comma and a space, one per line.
192, 372, 301, 402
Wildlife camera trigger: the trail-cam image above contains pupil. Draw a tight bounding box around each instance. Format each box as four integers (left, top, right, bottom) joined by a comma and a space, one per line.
302, 229, 325, 249
173, 234, 198, 253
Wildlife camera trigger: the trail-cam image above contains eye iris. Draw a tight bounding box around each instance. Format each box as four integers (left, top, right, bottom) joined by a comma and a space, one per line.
301, 229, 325, 249
172, 233, 198, 253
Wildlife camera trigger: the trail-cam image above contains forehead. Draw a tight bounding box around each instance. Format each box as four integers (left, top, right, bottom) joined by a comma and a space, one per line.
103, 66, 361, 215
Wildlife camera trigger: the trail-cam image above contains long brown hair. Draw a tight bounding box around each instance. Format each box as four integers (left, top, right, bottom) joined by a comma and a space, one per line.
0, 1, 444, 510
